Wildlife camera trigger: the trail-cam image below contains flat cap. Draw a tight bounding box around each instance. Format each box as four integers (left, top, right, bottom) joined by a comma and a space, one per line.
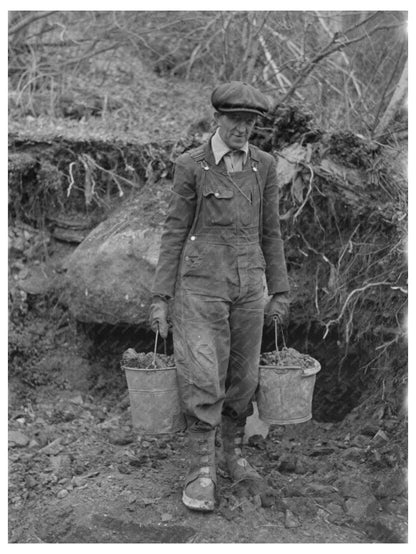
211, 81, 270, 116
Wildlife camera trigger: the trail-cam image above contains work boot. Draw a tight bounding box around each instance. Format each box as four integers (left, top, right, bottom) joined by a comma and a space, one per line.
221, 416, 262, 483
182, 429, 216, 512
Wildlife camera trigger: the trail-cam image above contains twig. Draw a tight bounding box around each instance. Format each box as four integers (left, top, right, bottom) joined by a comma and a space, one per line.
314, 266, 320, 315
375, 336, 400, 351
323, 281, 396, 339
59, 41, 122, 69
259, 34, 303, 99
79, 155, 96, 206
81, 154, 139, 196
280, 19, 404, 104
298, 230, 333, 267
66, 162, 76, 197
8, 11, 58, 37
336, 224, 360, 271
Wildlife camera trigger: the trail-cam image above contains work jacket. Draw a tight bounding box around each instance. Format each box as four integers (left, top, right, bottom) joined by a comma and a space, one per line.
152, 140, 289, 299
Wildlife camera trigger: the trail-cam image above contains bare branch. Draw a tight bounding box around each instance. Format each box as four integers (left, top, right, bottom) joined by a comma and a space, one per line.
373, 58, 408, 137
323, 281, 402, 339
280, 21, 404, 103
259, 34, 304, 99
59, 41, 122, 68
8, 11, 58, 37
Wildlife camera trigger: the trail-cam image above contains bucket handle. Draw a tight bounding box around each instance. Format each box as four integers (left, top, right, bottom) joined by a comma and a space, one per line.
146, 329, 168, 369
272, 316, 320, 377
273, 315, 287, 362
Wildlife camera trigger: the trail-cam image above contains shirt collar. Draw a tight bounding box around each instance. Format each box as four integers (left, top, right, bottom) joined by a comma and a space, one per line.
211, 128, 249, 166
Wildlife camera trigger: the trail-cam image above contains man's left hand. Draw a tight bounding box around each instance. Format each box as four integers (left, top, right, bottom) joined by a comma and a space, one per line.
265, 292, 290, 325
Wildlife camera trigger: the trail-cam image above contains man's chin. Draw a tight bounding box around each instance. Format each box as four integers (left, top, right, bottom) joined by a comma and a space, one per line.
231, 137, 246, 148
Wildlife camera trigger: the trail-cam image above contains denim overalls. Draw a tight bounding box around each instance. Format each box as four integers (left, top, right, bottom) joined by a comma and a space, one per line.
172, 146, 266, 430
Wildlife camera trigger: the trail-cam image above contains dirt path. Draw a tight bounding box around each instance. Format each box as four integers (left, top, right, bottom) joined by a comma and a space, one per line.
8, 369, 407, 543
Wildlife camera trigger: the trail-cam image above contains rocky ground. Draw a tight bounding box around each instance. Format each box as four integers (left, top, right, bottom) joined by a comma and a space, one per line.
8, 385, 408, 543
8, 263, 408, 543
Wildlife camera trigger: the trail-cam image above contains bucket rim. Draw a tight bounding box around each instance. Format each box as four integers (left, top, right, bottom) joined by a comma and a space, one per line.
257, 413, 312, 425
122, 365, 177, 372
259, 361, 321, 376
260, 363, 304, 370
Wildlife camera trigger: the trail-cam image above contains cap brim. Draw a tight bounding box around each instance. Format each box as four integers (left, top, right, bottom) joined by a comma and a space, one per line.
218, 107, 266, 116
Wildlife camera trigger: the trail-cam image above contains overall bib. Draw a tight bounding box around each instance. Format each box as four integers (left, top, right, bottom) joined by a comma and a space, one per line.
172, 152, 266, 430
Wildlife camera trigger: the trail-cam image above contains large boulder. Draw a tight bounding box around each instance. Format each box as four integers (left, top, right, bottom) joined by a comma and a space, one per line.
63, 183, 170, 326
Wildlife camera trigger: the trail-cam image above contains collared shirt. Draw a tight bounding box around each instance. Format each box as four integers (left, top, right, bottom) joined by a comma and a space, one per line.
211, 128, 249, 173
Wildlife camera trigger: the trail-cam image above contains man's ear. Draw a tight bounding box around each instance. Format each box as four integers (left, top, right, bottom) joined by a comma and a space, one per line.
213, 111, 221, 126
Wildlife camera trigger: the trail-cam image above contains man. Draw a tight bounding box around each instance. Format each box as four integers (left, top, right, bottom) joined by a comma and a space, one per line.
150, 81, 290, 512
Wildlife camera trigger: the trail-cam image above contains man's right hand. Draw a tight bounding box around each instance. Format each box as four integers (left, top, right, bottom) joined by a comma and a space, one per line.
149, 296, 170, 339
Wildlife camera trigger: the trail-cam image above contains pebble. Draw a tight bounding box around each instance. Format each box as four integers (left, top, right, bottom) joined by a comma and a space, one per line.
141, 497, 157, 507
360, 422, 380, 436
57, 489, 69, 499
326, 501, 345, 516
284, 509, 301, 528
260, 490, 275, 508
108, 431, 133, 446
344, 495, 379, 520
348, 435, 369, 449
71, 476, 85, 488
278, 454, 297, 473
370, 429, 389, 447
305, 482, 338, 495
9, 430, 30, 447
294, 459, 307, 474
340, 446, 364, 461
69, 394, 84, 405
40, 438, 63, 455
25, 475, 38, 489
338, 478, 372, 499
373, 470, 407, 499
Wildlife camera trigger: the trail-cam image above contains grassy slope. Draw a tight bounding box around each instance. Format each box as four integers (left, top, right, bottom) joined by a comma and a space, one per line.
9, 55, 212, 144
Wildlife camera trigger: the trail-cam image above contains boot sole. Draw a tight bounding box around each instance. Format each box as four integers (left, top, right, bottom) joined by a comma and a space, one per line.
182, 491, 215, 512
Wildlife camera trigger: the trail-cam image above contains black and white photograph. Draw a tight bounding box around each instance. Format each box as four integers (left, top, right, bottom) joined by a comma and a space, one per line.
7, 7, 409, 544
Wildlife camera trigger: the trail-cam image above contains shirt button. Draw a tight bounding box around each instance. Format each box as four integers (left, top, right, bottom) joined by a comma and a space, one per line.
190, 236, 196, 241
185, 256, 189, 261
214, 192, 219, 197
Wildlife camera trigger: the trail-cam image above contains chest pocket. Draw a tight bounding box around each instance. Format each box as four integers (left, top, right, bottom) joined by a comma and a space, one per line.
202, 182, 234, 226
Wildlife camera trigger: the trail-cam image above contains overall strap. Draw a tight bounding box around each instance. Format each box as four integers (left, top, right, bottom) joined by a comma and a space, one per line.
188, 143, 210, 236
249, 145, 264, 242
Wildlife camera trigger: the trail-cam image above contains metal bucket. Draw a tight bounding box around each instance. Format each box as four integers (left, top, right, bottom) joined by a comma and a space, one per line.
257, 360, 321, 425
122, 332, 186, 434
257, 317, 321, 425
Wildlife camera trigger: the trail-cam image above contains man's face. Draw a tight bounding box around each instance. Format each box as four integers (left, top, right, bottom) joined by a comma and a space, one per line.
215, 112, 257, 150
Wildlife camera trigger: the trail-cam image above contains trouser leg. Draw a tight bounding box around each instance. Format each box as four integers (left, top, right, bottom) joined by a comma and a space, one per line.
173, 289, 230, 429
222, 291, 264, 422
173, 290, 227, 510
221, 292, 265, 482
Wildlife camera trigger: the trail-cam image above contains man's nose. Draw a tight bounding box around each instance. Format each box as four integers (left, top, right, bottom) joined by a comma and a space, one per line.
236, 120, 248, 132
